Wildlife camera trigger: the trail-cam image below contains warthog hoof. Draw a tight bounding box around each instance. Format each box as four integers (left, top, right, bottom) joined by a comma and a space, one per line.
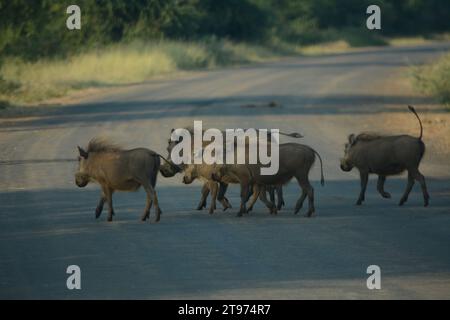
95, 207, 102, 219
305, 209, 315, 217
356, 200, 363, 205
141, 209, 151, 221
196, 202, 206, 210
154, 208, 161, 222
382, 192, 391, 199
107, 216, 113, 222
208, 208, 214, 214
424, 198, 429, 207
399, 198, 406, 206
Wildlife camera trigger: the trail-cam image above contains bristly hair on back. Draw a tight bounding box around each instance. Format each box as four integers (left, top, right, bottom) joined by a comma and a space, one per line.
86, 138, 122, 153
355, 132, 385, 142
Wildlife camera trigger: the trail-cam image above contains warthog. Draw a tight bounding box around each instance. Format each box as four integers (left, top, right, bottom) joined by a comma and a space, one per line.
161, 127, 303, 212
212, 143, 325, 217
340, 105, 429, 207
75, 138, 173, 222
182, 164, 231, 214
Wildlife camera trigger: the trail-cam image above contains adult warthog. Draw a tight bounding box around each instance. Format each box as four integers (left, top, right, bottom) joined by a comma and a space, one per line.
211, 143, 325, 217
75, 138, 174, 222
340, 105, 429, 207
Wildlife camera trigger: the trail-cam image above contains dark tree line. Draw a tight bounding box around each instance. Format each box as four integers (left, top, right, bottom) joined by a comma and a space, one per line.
1, 0, 449, 60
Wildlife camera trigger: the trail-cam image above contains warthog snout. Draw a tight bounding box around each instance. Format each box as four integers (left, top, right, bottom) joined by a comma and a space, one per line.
340, 159, 353, 172
183, 175, 194, 184
75, 173, 89, 187
159, 162, 177, 177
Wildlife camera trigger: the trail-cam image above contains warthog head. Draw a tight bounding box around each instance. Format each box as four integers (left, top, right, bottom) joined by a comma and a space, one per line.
160, 130, 186, 177
182, 165, 197, 184
340, 134, 356, 172
75, 146, 91, 187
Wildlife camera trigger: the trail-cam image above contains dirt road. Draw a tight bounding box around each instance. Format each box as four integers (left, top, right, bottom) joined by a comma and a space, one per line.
1, 43, 450, 299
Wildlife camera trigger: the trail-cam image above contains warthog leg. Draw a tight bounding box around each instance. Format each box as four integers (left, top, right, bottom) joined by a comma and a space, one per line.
400, 169, 430, 207
104, 187, 114, 222
399, 172, 415, 206
296, 176, 314, 217
356, 171, 369, 205
95, 194, 106, 219
246, 185, 261, 213
209, 182, 218, 214
276, 186, 285, 210
294, 189, 307, 214
196, 183, 209, 210
238, 182, 250, 217
218, 183, 232, 211
377, 175, 391, 198
268, 186, 275, 205
143, 182, 161, 222
415, 171, 430, 207
306, 186, 315, 217
259, 187, 277, 215
141, 193, 153, 221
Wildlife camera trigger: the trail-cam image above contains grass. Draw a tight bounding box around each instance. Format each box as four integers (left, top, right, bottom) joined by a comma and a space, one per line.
388, 33, 450, 46
1, 33, 449, 109
0, 39, 283, 106
411, 52, 450, 107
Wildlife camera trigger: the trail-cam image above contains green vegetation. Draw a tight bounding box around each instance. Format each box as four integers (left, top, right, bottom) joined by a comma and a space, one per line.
1, 0, 449, 107
0, 39, 288, 104
3, 0, 449, 60
412, 53, 450, 107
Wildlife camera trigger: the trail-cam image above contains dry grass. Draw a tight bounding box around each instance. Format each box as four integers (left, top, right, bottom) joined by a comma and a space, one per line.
1, 34, 449, 110
0, 40, 280, 106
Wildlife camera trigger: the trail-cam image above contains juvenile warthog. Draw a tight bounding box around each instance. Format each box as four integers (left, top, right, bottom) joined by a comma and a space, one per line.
212, 143, 325, 217
182, 163, 232, 214
75, 138, 171, 222
340, 106, 429, 206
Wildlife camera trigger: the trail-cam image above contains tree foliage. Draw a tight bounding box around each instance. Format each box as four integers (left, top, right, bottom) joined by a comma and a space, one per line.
0, 0, 449, 60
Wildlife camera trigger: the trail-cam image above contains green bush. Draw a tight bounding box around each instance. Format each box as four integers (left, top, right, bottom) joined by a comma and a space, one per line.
412, 53, 450, 106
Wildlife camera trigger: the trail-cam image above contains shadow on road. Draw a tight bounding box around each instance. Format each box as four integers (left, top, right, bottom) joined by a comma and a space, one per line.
0, 178, 449, 298
0, 93, 442, 133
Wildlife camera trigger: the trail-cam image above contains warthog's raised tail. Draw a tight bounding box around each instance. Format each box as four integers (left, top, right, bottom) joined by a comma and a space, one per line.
408, 105, 423, 140
312, 148, 325, 186
279, 131, 303, 138
157, 154, 182, 172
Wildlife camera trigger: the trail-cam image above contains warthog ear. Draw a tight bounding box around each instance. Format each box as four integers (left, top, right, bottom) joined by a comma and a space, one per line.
171, 128, 175, 133
77, 146, 88, 159
348, 134, 356, 146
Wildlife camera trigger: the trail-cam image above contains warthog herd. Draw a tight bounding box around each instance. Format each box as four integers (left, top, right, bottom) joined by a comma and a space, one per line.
75, 106, 429, 222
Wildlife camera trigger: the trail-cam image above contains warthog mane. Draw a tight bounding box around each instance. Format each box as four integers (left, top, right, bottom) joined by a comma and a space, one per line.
87, 138, 123, 153
355, 132, 385, 142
